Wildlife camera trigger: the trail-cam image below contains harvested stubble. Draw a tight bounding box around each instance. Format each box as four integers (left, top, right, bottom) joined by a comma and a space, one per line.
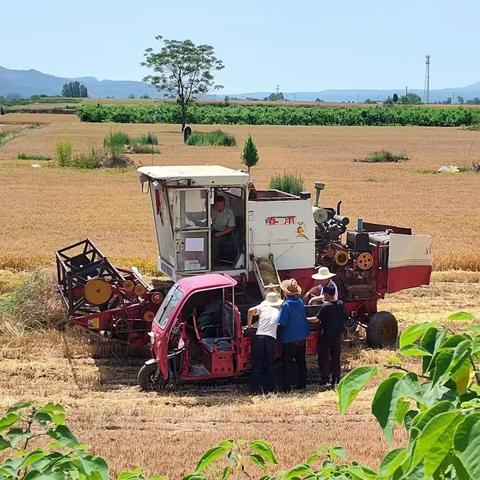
0, 282, 479, 477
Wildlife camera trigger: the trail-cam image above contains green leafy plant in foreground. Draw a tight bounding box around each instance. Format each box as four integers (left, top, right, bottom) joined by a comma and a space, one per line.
2, 323, 479, 479
0, 401, 162, 480
338, 322, 480, 479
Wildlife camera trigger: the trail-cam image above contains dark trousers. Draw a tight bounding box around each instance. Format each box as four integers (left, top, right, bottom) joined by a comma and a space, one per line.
211, 232, 229, 266
318, 342, 341, 385
281, 340, 307, 392
251, 335, 276, 393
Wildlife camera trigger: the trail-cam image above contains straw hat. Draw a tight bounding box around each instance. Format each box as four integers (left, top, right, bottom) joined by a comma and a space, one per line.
261, 291, 283, 307
312, 266, 336, 281
280, 278, 302, 296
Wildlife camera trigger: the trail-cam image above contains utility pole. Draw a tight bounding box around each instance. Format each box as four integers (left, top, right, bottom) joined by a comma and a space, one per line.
276, 85, 280, 95
424, 54, 430, 104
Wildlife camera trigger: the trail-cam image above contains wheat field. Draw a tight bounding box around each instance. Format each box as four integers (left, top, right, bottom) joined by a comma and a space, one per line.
1, 113, 479, 272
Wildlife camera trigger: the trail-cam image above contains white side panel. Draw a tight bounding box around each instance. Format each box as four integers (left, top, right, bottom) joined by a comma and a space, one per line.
247, 200, 315, 270
388, 233, 432, 268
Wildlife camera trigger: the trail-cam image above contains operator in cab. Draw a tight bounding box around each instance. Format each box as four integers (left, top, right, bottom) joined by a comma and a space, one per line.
211, 195, 236, 265
304, 266, 338, 305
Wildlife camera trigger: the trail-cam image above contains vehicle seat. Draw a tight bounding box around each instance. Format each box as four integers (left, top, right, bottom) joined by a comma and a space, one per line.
200, 303, 234, 352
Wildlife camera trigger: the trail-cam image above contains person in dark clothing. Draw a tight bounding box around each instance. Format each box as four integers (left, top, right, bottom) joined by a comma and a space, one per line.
277, 279, 310, 392
308, 284, 347, 386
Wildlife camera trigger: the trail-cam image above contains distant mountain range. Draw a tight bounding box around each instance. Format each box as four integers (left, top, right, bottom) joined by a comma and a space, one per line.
2, 65, 480, 103
0, 66, 159, 99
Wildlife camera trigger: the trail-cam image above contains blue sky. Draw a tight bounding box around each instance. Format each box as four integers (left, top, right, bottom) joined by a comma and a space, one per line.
2, 0, 479, 93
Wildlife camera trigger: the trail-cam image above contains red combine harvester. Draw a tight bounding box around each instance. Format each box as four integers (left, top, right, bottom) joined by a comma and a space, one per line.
56, 165, 432, 387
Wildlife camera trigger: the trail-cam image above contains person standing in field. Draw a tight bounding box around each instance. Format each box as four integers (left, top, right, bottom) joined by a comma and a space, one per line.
308, 284, 347, 387
247, 291, 283, 394
304, 266, 338, 304
277, 279, 310, 392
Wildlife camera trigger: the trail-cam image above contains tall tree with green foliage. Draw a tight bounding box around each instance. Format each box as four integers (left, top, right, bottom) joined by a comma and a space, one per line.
142, 35, 224, 130
61, 81, 88, 98
241, 134, 259, 173
400, 92, 422, 104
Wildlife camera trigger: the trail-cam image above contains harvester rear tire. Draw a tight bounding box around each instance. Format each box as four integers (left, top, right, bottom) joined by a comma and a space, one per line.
137, 362, 166, 391
366, 311, 398, 348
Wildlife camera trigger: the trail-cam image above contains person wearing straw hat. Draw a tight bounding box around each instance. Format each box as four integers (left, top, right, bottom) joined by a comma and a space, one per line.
247, 291, 283, 394
304, 266, 338, 305
277, 279, 310, 392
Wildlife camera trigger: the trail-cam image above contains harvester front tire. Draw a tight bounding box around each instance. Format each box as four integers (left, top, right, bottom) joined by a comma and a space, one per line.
366, 311, 398, 348
137, 362, 166, 391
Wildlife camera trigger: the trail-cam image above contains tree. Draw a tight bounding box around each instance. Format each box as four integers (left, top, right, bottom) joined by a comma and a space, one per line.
128, 94, 136, 99
62, 81, 88, 98
142, 35, 224, 130
399, 92, 422, 104
457, 95, 464, 104
264, 92, 284, 101
392, 93, 399, 103
241, 135, 259, 174
79, 84, 88, 98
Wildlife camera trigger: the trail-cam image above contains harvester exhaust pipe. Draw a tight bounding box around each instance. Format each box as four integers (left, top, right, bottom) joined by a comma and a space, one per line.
313, 181, 325, 207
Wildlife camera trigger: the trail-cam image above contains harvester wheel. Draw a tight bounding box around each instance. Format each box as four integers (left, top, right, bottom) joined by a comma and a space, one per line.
137, 362, 167, 391
366, 311, 398, 348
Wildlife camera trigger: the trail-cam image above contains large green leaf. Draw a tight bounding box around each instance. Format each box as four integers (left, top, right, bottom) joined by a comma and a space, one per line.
454, 413, 480, 478
409, 401, 453, 442
338, 366, 378, 414
250, 440, 277, 464
284, 464, 313, 480
0, 413, 20, 432
399, 323, 436, 349
420, 326, 441, 373
448, 311, 475, 322
40, 403, 66, 426
431, 349, 454, 384
371, 375, 402, 445
377, 448, 407, 477
195, 446, 229, 473
472, 335, 480, 356
399, 345, 432, 357
412, 410, 462, 476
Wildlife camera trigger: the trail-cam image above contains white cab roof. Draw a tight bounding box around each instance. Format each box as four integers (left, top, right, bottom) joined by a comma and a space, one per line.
138, 165, 250, 186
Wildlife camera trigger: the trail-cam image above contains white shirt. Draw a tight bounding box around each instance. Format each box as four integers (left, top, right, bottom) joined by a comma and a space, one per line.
254, 303, 280, 339
314, 280, 339, 301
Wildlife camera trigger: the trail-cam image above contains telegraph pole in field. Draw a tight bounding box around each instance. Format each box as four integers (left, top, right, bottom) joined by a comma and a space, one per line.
424, 54, 431, 104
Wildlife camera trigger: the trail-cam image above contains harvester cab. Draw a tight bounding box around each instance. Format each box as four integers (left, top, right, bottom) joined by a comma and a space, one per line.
138, 165, 317, 285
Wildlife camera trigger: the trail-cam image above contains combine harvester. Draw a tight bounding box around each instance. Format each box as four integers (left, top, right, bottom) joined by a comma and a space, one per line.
56, 165, 432, 389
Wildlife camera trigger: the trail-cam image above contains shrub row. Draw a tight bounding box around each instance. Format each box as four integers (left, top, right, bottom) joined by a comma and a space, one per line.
77, 103, 480, 126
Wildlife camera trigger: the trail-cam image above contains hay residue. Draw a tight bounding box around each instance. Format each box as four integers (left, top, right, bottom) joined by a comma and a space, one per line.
256, 257, 279, 288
